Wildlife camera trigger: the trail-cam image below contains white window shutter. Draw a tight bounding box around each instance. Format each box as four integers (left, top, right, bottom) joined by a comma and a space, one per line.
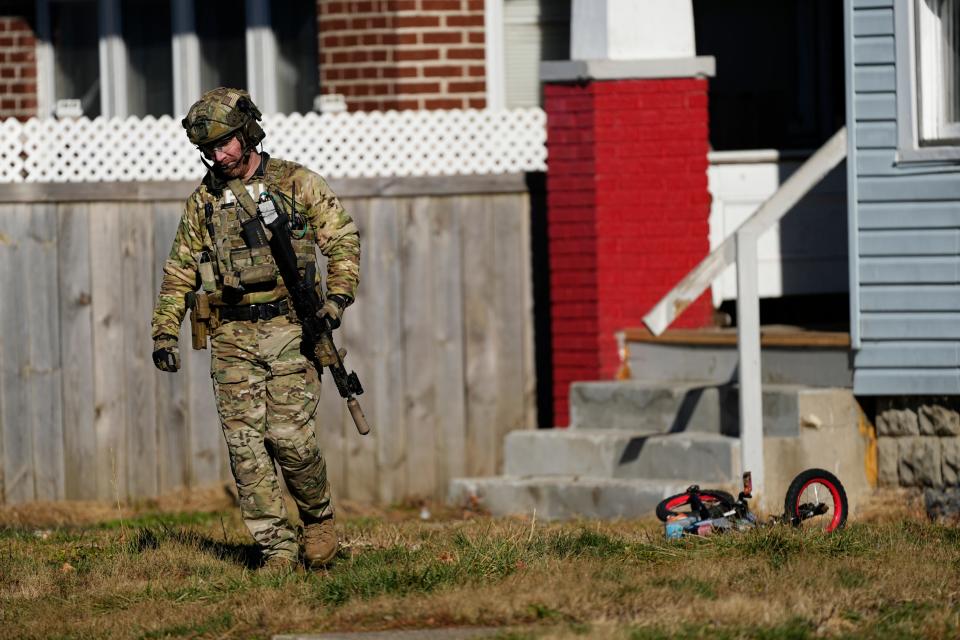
504, 0, 570, 108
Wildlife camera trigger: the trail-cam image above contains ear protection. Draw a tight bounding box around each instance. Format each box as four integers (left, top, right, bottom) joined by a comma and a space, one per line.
236, 97, 265, 147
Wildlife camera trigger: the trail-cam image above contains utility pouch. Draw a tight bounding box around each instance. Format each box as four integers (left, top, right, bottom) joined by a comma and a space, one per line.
222, 272, 244, 305
198, 251, 217, 292
185, 291, 208, 350
239, 246, 277, 285
241, 264, 276, 284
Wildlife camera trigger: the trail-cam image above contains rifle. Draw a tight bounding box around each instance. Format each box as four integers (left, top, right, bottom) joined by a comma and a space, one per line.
227, 179, 371, 436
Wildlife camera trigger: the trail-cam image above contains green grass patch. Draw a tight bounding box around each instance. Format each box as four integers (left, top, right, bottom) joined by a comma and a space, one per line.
313, 545, 458, 606
125, 524, 260, 568
2, 507, 959, 638
138, 611, 234, 639
97, 510, 224, 531
542, 528, 628, 559
650, 575, 718, 600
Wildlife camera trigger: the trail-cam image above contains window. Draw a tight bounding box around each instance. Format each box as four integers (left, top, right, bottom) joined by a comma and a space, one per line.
895, 0, 960, 160
503, 0, 570, 108
272, 0, 319, 115
916, 0, 960, 144
36, 0, 318, 118
122, 0, 173, 117
196, 0, 246, 91
50, 0, 100, 117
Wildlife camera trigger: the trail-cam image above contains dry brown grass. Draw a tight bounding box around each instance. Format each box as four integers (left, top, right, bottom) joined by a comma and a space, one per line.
0, 487, 958, 639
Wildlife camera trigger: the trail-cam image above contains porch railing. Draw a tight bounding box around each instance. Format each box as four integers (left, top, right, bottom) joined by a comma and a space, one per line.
642, 127, 848, 502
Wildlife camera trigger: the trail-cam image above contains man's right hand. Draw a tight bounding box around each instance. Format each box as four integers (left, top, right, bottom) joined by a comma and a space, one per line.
152, 335, 181, 372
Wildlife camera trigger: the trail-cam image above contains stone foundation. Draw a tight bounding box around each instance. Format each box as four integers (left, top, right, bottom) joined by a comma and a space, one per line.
876, 397, 960, 488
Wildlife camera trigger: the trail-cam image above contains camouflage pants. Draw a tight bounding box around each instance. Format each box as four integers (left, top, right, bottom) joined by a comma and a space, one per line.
210, 315, 333, 560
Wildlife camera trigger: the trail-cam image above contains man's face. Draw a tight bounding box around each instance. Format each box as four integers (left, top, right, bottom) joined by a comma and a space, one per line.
203, 134, 245, 177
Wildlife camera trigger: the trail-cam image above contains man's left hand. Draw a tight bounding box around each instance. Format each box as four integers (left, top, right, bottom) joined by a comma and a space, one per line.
318, 294, 350, 330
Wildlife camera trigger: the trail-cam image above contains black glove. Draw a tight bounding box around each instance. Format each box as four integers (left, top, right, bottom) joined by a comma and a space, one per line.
318, 294, 350, 330
152, 335, 180, 372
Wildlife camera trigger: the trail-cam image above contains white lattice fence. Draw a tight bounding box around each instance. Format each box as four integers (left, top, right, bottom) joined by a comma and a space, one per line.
0, 109, 548, 183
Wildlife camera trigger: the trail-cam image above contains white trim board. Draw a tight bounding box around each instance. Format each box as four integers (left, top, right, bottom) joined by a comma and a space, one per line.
541, 56, 715, 82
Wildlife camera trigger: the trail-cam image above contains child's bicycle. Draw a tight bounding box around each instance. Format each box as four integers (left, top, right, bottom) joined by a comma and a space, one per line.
655, 468, 848, 539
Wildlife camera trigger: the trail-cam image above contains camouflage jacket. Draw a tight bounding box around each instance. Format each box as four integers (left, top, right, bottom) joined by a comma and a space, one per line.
151, 154, 360, 339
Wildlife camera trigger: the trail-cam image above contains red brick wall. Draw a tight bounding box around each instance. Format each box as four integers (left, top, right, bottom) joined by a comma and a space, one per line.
0, 15, 37, 120
317, 0, 486, 111
545, 78, 714, 426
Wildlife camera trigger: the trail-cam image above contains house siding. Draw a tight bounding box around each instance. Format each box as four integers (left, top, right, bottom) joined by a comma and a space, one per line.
847, 0, 960, 394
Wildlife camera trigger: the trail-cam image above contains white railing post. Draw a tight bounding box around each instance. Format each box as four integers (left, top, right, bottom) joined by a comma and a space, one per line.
735, 226, 765, 504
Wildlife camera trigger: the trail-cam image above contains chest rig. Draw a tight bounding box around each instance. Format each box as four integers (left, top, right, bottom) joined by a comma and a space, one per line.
197, 169, 318, 303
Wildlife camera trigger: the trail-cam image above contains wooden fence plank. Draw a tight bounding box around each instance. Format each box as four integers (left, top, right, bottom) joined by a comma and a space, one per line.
338, 197, 379, 503
24, 203, 66, 500
363, 197, 406, 505
462, 196, 499, 477
120, 204, 158, 498
58, 203, 98, 499
90, 203, 128, 500
518, 194, 538, 434
492, 195, 530, 473
0, 205, 33, 502
428, 196, 468, 501
402, 197, 438, 500
152, 203, 191, 493
186, 341, 223, 488
23, 204, 64, 500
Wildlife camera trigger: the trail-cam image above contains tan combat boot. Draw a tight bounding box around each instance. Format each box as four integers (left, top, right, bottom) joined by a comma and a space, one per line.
303, 517, 338, 568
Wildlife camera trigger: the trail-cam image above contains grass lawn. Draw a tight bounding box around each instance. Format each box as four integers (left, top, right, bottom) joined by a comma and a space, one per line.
0, 488, 958, 639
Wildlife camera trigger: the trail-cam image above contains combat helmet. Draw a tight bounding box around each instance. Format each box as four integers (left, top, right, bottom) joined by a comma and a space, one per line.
181, 87, 265, 151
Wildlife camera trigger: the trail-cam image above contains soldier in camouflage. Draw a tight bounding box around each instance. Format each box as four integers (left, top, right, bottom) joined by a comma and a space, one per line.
150, 87, 360, 572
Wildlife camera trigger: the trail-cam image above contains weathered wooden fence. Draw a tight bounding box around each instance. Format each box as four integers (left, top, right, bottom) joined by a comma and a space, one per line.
0, 175, 536, 505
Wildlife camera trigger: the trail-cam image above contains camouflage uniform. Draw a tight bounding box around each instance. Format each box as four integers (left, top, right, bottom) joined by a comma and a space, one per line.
152, 130, 360, 561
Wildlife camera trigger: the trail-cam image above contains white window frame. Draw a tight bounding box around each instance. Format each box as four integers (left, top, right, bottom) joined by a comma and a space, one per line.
485, 0, 506, 110
896, 0, 960, 162
36, 0, 284, 118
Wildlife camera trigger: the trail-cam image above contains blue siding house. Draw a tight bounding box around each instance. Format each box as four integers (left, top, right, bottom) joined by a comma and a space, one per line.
847, 0, 960, 395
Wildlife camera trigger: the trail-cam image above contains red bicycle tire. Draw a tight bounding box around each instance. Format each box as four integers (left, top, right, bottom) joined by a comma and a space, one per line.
784, 468, 848, 532
655, 489, 736, 522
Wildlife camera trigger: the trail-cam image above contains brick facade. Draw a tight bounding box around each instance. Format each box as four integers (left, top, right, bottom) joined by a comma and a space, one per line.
0, 14, 38, 120
317, 0, 486, 111
545, 78, 714, 426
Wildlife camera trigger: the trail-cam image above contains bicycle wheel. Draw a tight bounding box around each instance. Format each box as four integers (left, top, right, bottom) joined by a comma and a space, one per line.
656, 489, 737, 522
784, 468, 848, 532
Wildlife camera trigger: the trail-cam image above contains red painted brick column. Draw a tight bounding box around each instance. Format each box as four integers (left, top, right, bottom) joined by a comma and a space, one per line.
545, 78, 714, 427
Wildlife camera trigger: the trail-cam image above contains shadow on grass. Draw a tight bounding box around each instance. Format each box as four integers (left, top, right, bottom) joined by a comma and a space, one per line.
128, 525, 261, 570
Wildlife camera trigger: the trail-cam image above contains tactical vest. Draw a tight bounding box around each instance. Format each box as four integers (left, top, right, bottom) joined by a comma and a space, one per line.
198, 175, 318, 304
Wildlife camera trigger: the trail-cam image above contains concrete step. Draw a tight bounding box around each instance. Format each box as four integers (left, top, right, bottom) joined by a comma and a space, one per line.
503, 430, 740, 483
622, 329, 852, 388
569, 381, 722, 432
448, 475, 725, 521
570, 382, 855, 439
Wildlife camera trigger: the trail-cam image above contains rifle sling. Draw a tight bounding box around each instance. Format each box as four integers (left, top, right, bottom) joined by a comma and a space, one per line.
226, 178, 261, 223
